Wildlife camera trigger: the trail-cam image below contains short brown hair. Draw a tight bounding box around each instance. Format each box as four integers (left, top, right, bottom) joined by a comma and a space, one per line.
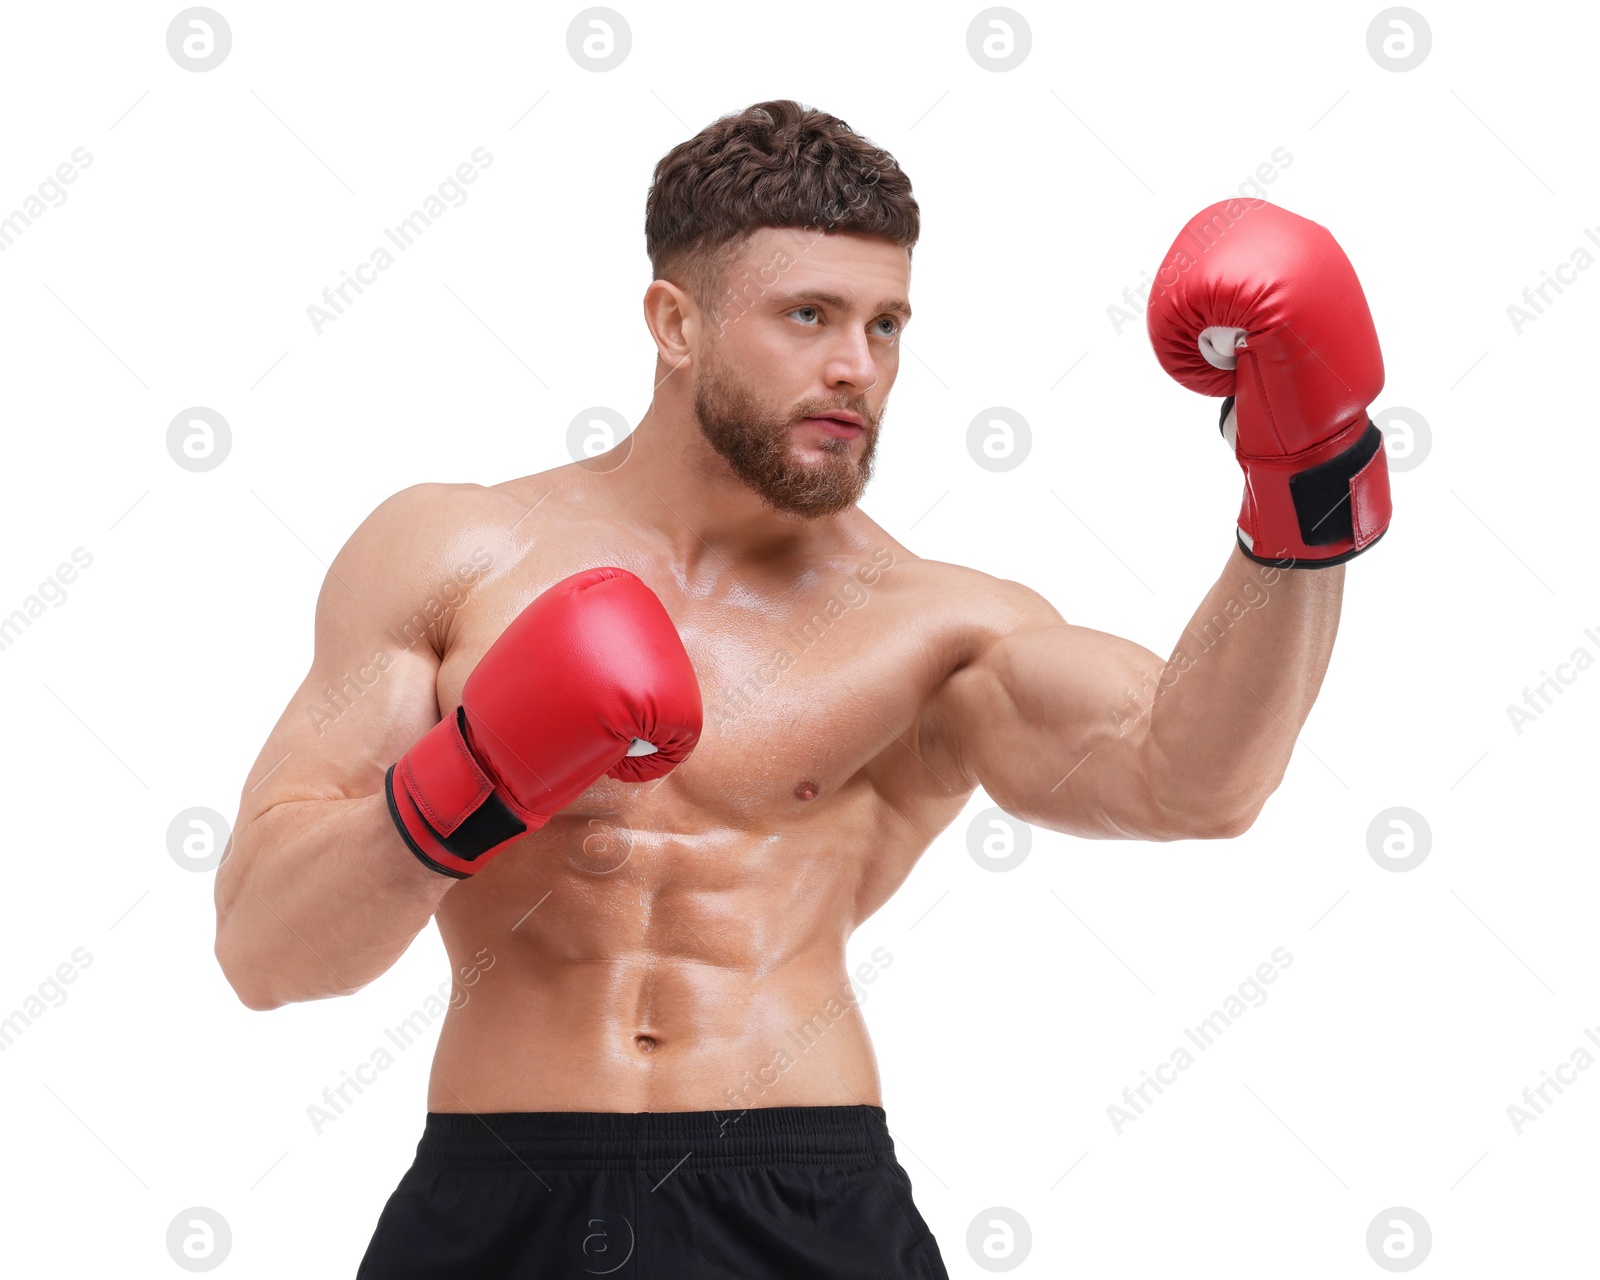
645, 99, 919, 312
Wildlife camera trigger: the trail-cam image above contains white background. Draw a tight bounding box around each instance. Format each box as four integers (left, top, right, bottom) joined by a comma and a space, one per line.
2, 1, 1594, 1275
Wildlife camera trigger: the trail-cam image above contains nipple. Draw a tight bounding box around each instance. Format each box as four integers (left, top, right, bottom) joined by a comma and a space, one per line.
794, 779, 818, 801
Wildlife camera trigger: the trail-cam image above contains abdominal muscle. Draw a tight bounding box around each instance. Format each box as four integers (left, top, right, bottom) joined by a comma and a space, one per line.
422, 814, 888, 1115
425, 947, 883, 1114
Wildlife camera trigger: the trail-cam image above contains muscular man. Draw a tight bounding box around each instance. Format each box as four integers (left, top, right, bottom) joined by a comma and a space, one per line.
214, 100, 1390, 1278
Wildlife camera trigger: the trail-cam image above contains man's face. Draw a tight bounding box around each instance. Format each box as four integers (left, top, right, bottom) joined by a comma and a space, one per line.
691, 230, 911, 518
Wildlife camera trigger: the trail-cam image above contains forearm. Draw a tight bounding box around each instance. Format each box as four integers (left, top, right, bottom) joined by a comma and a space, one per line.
1139, 545, 1345, 831
215, 790, 455, 1010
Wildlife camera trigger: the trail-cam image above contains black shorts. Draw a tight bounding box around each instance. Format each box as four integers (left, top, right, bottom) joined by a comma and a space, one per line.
356, 1104, 948, 1279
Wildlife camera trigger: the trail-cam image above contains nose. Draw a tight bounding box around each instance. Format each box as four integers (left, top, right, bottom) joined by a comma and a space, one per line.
824, 329, 879, 395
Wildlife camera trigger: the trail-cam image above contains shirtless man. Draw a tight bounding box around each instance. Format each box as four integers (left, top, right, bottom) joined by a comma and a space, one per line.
214, 100, 1391, 1278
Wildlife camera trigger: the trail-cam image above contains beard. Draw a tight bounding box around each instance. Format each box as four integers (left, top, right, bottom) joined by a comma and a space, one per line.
693, 345, 879, 518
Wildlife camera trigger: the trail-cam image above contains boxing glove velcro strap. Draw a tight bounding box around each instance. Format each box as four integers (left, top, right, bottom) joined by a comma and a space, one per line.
1288, 421, 1385, 548
398, 705, 496, 836
386, 706, 527, 875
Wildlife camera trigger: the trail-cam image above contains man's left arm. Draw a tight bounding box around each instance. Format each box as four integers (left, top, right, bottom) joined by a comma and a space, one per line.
927, 196, 1391, 843
926, 548, 1342, 842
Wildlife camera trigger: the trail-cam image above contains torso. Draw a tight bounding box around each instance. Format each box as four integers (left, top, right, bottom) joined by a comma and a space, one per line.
424, 465, 988, 1113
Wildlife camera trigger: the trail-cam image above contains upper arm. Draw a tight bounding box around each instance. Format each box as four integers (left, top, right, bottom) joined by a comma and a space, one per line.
922, 578, 1186, 841
214, 482, 482, 916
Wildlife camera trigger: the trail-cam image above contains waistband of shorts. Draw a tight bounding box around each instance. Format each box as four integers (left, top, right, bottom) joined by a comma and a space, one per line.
411, 1104, 895, 1173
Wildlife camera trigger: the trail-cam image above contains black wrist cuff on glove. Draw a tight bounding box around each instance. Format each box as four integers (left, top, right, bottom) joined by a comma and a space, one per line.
1220, 397, 1388, 569
383, 705, 529, 877
1289, 420, 1385, 549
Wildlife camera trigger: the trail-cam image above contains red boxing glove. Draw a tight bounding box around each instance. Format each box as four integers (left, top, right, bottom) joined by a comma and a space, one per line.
1146, 199, 1391, 567
385, 567, 702, 878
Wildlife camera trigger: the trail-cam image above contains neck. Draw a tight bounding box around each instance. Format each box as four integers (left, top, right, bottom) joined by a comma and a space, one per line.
596, 405, 845, 573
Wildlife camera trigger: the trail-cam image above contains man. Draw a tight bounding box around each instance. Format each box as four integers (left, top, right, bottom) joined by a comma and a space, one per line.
214, 100, 1390, 1278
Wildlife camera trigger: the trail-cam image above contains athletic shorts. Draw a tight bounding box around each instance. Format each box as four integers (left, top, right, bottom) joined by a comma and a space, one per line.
356, 1103, 948, 1279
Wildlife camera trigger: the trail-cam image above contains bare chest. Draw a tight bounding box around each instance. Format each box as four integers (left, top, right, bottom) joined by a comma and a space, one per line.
435, 543, 953, 835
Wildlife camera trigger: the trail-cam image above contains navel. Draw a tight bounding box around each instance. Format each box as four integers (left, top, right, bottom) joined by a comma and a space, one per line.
633, 1034, 659, 1054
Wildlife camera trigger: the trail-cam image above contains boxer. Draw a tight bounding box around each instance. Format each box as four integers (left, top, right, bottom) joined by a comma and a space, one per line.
214, 100, 1390, 1278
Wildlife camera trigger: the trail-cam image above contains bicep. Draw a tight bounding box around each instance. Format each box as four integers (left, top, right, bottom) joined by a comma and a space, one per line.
935, 617, 1176, 840
217, 487, 456, 908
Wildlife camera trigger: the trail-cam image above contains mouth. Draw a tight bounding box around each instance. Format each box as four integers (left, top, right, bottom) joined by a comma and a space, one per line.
799, 414, 864, 439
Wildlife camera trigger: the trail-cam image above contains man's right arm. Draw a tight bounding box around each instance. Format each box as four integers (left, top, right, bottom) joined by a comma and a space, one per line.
213, 483, 480, 1011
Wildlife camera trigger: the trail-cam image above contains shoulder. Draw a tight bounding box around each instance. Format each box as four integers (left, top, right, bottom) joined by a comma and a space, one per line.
886, 557, 1065, 670
334, 480, 526, 582
843, 514, 1062, 643
317, 476, 559, 658
893, 560, 1065, 790
346, 480, 496, 544
347, 465, 585, 557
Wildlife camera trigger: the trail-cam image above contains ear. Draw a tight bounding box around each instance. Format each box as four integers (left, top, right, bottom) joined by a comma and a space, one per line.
643, 278, 699, 368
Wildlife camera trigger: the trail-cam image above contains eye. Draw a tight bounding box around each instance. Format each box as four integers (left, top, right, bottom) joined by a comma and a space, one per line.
788, 306, 821, 325
873, 317, 901, 338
